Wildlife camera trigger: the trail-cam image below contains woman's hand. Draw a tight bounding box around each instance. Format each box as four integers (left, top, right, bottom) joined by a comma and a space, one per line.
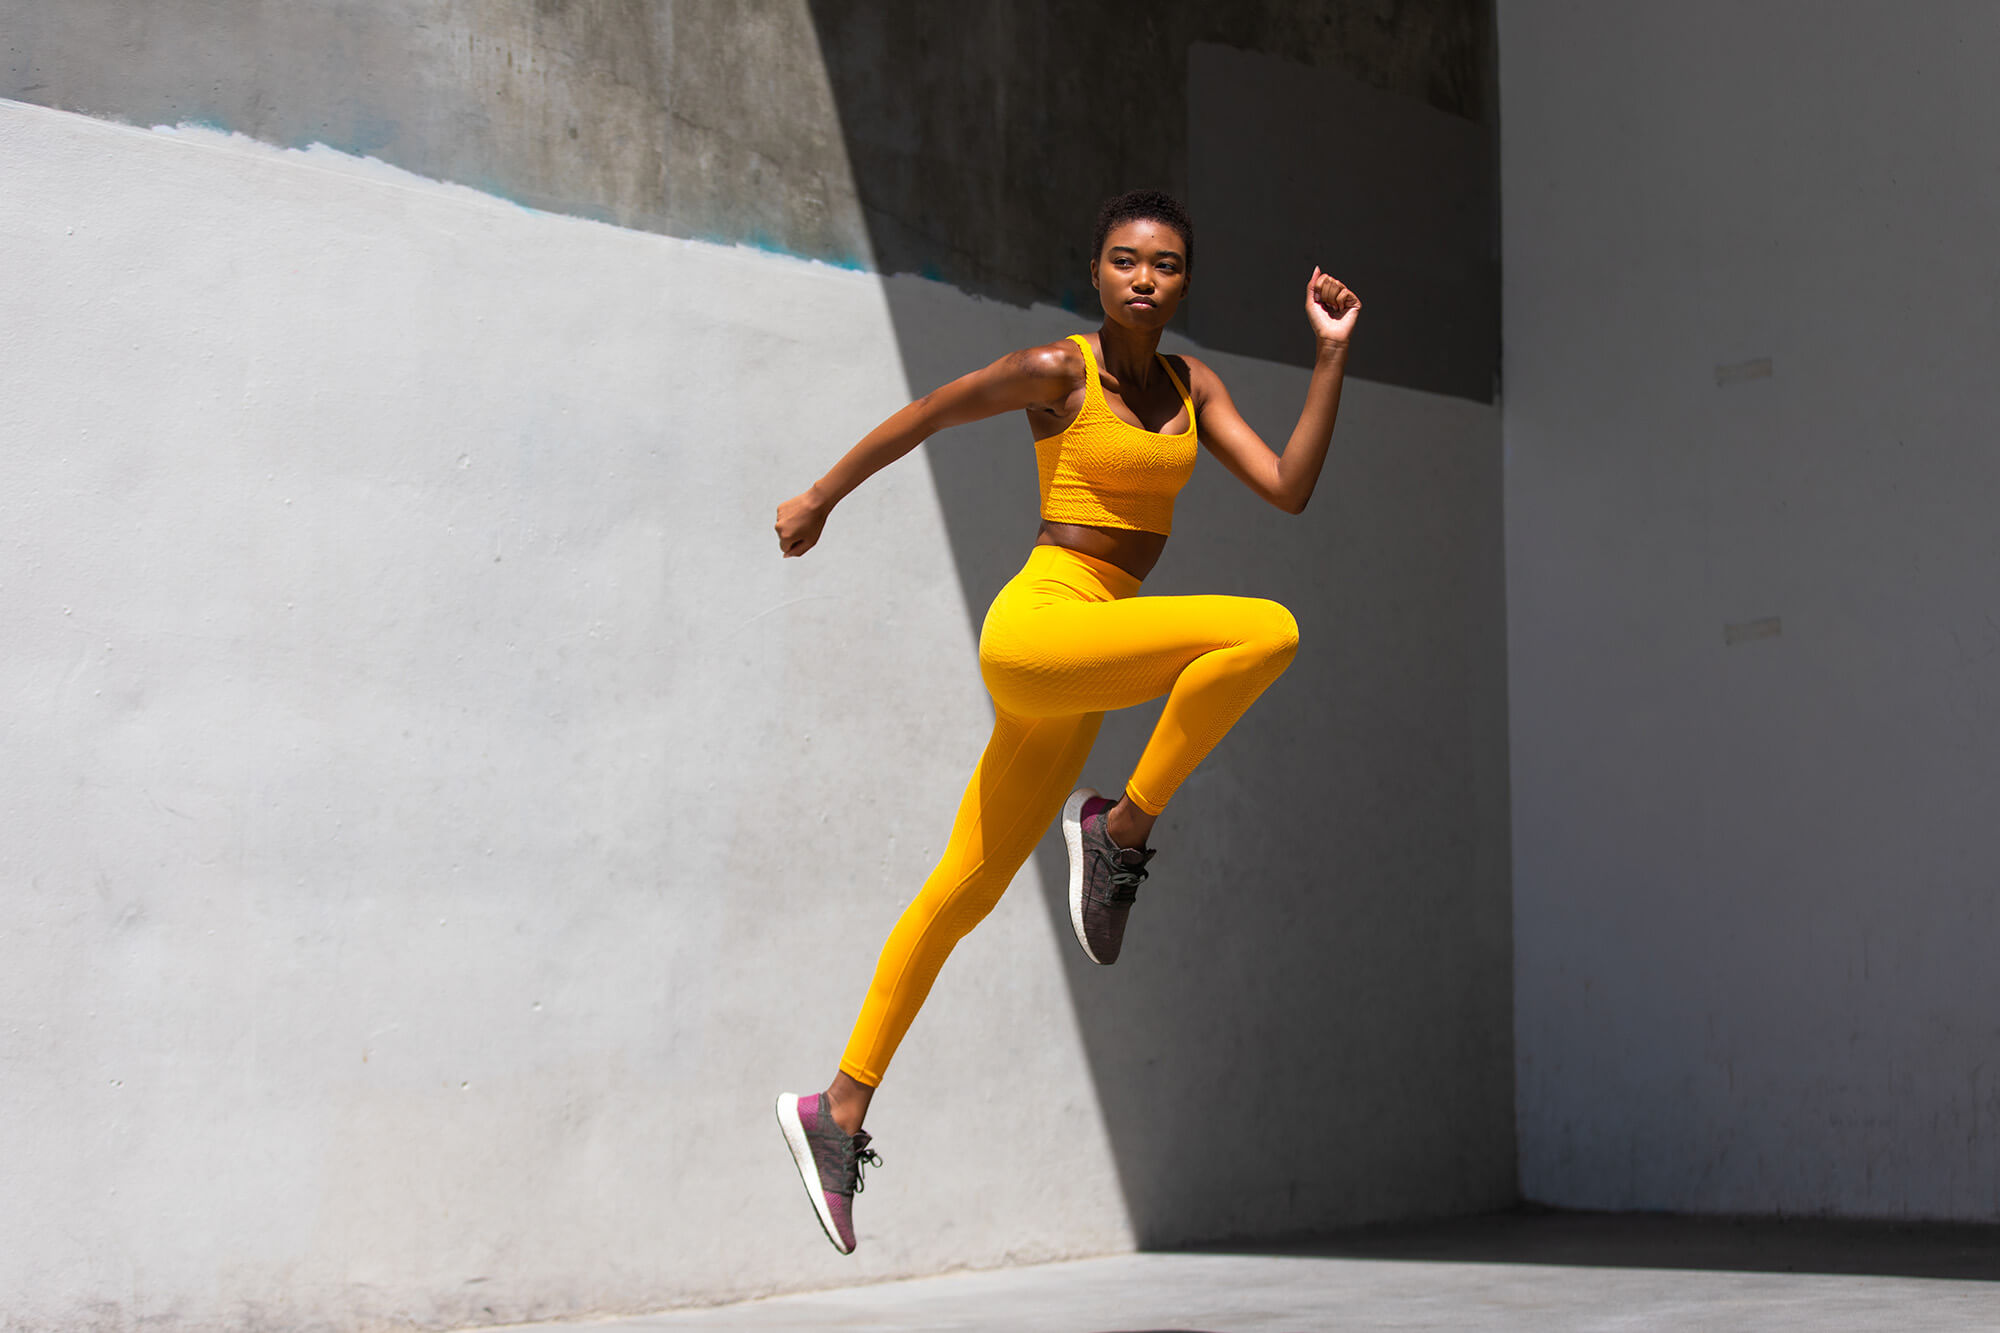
1305, 268, 1361, 350
775, 488, 831, 558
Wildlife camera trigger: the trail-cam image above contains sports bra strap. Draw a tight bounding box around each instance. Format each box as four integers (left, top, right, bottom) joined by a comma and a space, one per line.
1068, 334, 1103, 408
1157, 353, 1194, 416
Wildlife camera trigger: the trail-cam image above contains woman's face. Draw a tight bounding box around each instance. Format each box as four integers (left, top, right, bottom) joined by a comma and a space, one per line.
1092, 218, 1190, 330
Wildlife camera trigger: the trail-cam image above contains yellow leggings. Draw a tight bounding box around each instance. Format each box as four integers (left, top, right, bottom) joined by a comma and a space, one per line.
839, 544, 1299, 1086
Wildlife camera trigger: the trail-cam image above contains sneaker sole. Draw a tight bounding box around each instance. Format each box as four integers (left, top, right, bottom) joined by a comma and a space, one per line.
774, 1093, 853, 1255
1062, 787, 1110, 965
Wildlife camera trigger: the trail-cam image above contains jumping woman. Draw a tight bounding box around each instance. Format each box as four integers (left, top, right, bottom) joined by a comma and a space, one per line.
773, 190, 1361, 1255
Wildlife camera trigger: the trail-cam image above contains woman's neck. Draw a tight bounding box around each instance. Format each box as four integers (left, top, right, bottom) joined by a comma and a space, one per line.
1095, 321, 1164, 386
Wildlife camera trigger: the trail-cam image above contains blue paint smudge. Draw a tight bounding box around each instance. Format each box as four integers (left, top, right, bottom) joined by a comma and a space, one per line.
695, 228, 869, 273
334, 110, 402, 156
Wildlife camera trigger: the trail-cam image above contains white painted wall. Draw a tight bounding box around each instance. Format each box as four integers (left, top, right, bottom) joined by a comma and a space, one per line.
1502, 2, 2000, 1217
0, 101, 1133, 1329
2, 100, 1510, 1329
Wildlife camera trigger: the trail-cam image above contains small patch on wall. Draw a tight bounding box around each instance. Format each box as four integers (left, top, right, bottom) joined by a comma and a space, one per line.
1723, 616, 1782, 645
1714, 357, 1773, 387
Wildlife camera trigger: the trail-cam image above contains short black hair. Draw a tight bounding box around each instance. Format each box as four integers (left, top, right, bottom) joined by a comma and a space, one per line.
1092, 190, 1195, 273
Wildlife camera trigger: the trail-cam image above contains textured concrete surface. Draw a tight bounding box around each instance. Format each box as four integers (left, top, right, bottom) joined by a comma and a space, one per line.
1501, 1, 2000, 1218
1, 1, 1500, 393
491, 1214, 2000, 1331
0, 0, 873, 257
0, 0, 1494, 288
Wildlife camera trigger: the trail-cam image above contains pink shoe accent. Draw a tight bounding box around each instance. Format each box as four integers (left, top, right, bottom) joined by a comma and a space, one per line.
826, 1192, 853, 1244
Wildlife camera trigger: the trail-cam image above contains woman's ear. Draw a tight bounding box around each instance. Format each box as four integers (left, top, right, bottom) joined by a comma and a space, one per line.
1089, 256, 1100, 291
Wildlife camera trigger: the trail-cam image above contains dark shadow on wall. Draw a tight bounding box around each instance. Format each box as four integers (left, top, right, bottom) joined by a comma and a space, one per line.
874, 294, 1514, 1245
806, 2, 1514, 1247
803, 2, 1500, 400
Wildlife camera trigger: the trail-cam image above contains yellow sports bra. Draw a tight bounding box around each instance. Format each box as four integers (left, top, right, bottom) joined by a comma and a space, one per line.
1036, 334, 1198, 536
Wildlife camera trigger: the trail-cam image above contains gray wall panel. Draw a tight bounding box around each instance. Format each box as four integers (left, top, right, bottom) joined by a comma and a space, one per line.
1503, 0, 2000, 1219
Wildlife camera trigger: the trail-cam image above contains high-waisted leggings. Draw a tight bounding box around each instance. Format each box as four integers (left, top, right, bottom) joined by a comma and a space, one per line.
838, 544, 1299, 1086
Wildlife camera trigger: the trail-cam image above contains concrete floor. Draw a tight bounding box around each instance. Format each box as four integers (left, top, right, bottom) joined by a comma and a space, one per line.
496, 1212, 2000, 1331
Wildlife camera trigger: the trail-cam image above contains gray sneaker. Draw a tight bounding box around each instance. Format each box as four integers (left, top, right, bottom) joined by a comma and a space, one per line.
775, 1091, 880, 1254
1062, 787, 1157, 965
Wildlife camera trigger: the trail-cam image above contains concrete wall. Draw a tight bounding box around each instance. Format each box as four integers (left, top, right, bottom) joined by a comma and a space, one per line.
1502, 1, 2000, 1218
2, 0, 1499, 397
0, 0, 874, 259
4, 3, 1517, 1327
1, 93, 1512, 1332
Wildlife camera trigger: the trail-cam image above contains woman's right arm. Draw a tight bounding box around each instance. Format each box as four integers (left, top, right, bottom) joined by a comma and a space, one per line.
775, 343, 1076, 557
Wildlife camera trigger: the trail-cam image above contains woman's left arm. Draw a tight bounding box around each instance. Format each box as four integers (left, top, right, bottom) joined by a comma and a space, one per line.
1191, 269, 1360, 515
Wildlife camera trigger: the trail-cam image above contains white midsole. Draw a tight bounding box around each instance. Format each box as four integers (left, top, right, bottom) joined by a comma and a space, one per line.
775, 1092, 849, 1253
1062, 787, 1104, 964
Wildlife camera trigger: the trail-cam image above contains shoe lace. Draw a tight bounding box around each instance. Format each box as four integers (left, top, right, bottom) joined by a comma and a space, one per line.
1105, 855, 1149, 905
846, 1133, 883, 1194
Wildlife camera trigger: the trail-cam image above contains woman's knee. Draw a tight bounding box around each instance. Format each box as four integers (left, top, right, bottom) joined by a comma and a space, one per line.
1252, 599, 1300, 669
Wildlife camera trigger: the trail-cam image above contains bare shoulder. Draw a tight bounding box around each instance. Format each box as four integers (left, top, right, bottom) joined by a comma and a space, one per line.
1003, 337, 1087, 410
1172, 351, 1228, 403
1011, 337, 1085, 381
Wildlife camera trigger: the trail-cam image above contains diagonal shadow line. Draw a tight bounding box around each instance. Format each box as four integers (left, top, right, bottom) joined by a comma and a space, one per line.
804, 2, 1516, 1248
822, 268, 1516, 1248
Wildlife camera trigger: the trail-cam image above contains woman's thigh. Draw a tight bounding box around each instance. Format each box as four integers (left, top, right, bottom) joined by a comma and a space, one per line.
980, 591, 1297, 719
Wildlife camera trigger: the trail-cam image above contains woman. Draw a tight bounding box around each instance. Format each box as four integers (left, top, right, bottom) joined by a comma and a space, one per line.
773, 190, 1360, 1255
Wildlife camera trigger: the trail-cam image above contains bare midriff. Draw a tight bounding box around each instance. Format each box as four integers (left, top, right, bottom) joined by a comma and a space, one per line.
1035, 520, 1168, 582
